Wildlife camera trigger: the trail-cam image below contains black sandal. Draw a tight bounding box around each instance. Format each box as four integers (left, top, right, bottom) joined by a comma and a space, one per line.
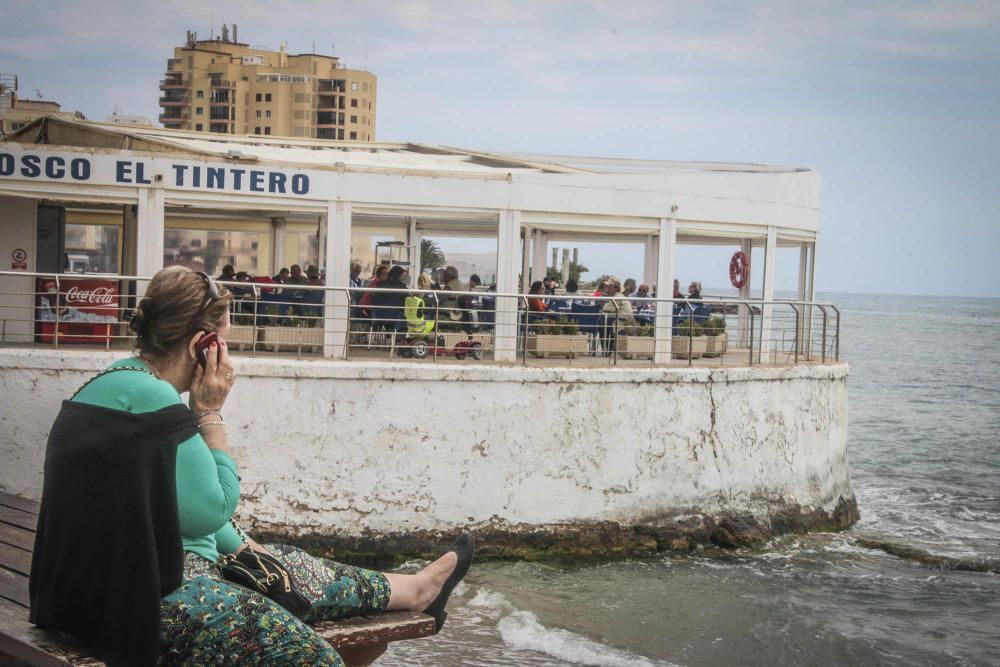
422, 533, 475, 633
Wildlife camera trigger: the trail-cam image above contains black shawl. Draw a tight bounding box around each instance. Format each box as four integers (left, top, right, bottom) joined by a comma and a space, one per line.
29, 400, 197, 667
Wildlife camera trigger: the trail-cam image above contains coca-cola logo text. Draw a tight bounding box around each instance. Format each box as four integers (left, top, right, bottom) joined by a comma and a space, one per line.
65, 286, 116, 305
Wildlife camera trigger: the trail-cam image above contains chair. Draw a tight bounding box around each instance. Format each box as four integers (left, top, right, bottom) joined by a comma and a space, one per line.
478, 296, 496, 332
367, 304, 405, 354
570, 301, 604, 355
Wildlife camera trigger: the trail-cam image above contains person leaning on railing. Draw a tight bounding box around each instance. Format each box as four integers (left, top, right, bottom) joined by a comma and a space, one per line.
600, 276, 633, 354
28, 266, 473, 666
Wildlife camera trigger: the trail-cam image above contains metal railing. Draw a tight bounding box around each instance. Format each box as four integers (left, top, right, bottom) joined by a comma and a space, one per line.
0, 271, 840, 368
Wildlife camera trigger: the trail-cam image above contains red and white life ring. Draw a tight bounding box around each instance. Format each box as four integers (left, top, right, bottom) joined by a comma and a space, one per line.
729, 251, 750, 289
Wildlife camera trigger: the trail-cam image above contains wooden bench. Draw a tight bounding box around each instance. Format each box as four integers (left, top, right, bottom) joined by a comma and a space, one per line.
0, 492, 434, 666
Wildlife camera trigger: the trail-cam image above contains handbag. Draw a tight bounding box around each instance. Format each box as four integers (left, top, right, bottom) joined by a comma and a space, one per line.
217, 520, 311, 619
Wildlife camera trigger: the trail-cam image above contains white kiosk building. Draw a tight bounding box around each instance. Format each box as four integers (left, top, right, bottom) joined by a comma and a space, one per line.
0, 118, 852, 556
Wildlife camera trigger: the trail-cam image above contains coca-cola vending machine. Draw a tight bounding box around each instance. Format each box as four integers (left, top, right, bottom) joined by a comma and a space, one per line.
37, 278, 119, 344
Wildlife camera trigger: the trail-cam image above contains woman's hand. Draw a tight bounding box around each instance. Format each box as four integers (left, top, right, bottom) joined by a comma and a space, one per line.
189, 335, 235, 413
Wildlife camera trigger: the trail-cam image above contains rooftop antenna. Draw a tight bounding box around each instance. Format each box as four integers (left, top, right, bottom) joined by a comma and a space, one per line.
210, 10, 214, 40
34, 89, 43, 100
311, 40, 316, 53
364, 37, 368, 70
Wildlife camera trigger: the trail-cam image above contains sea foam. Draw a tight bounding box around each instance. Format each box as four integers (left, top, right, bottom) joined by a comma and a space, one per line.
470, 588, 676, 667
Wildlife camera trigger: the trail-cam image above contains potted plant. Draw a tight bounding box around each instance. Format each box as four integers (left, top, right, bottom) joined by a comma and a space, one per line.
701, 315, 727, 357
525, 315, 588, 358
672, 319, 707, 359
227, 310, 257, 351
618, 318, 655, 359
259, 307, 324, 354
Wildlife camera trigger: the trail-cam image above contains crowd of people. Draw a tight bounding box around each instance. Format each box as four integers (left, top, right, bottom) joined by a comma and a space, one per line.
351, 263, 488, 335
217, 263, 326, 291
210, 259, 714, 343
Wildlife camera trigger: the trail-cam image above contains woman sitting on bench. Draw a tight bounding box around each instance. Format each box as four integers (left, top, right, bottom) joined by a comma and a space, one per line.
29, 266, 473, 666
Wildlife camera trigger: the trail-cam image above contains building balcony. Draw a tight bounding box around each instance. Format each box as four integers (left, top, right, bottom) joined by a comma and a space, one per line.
210, 79, 236, 89
208, 117, 233, 124
209, 100, 232, 106
159, 96, 189, 106
318, 80, 346, 93
159, 111, 189, 123
159, 78, 187, 90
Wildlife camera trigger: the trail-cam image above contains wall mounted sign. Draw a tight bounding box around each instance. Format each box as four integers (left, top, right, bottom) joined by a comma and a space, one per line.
11, 247, 27, 270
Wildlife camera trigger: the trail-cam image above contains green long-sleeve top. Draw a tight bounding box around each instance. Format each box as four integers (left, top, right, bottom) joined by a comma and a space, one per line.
73, 358, 244, 561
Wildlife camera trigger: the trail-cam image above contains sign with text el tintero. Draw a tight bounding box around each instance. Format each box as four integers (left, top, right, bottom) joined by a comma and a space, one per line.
0, 146, 311, 196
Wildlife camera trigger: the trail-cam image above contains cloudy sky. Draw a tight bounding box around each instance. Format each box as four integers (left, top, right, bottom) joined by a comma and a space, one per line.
2, 1, 998, 297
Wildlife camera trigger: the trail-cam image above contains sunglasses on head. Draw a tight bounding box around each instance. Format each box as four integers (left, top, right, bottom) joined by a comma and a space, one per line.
188, 271, 222, 333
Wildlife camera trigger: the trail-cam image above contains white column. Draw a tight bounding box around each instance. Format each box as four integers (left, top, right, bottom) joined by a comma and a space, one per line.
407, 216, 420, 288
324, 201, 352, 358
807, 242, 816, 302
797, 242, 810, 301
799, 241, 817, 358
136, 187, 165, 295
520, 227, 532, 294
759, 226, 777, 360
737, 238, 752, 348
796, 241, 809, 359
495, 209, 521, 362
642, 235, 656, 285
531, 230, 546, 284
653, 217, 677, 364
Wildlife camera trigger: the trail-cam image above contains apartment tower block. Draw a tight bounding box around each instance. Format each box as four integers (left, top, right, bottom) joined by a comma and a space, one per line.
159, 26, 376, 141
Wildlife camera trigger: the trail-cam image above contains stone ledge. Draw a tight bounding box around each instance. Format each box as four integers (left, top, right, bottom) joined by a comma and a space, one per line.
0, 348, 849, 384
251, 495, 860, 568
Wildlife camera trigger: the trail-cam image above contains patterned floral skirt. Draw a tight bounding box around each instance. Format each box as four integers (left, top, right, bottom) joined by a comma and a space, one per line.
158, 545, 391, 665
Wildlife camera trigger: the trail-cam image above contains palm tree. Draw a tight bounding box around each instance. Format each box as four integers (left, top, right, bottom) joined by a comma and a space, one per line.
420, 239, 446, 272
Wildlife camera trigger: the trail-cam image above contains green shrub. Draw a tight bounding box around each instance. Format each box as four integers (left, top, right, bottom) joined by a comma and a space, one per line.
676, 319, 703, 337
529, 314, 580, 336
620, 318, 654, 337
702, 316, 726, 336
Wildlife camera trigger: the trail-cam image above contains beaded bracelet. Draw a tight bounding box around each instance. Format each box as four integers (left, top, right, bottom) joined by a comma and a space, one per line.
197, 420, 226, 430
196, 409, 222, 419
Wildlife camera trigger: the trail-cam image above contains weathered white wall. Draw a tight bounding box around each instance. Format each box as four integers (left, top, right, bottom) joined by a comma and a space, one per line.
0, 350, 851, 536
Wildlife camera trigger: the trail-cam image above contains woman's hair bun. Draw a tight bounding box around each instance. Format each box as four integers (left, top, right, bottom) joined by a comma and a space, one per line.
129, 297, 156, 335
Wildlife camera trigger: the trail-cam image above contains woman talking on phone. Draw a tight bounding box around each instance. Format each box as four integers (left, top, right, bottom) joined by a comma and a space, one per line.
29, 266, 473, 666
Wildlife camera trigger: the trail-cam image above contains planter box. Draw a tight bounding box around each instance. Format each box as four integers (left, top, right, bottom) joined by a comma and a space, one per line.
672, 335, 707, 360
525, 334, 588, 358
260, 326, 324, 353
227, 324, 257, 351
702, 333, 728, 357
439, 332, 493, 351
618, 335, 654, 359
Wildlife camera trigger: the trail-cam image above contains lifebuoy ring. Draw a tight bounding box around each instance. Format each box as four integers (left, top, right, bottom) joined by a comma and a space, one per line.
730, 251, 749, 289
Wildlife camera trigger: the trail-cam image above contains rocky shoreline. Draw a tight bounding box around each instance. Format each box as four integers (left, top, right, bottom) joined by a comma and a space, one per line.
253, 495, 860, 568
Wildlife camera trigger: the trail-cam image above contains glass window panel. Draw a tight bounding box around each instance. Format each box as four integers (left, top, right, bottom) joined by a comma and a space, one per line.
284, 230, 320, 272
164, 229, 266, 276
64, 223, 119, 274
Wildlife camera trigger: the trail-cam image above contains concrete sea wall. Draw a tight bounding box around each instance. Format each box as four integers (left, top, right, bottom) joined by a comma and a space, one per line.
0, 350, 857, 558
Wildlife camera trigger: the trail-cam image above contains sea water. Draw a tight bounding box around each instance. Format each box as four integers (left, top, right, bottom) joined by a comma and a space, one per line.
381, 293, 1000, 666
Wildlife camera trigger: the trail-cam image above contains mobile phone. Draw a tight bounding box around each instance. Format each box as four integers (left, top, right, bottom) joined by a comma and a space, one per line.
195, 332, 219, 367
